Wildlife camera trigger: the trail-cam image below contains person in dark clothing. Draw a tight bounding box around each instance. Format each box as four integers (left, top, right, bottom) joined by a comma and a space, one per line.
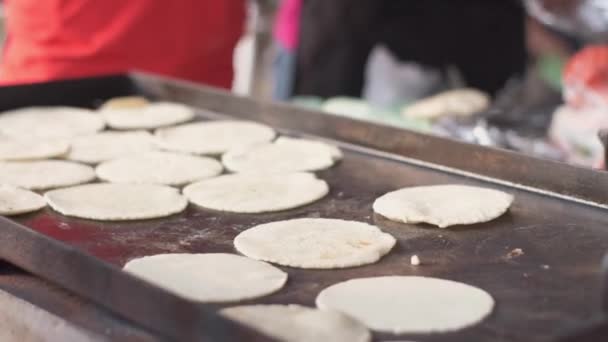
295, 0, 527, 98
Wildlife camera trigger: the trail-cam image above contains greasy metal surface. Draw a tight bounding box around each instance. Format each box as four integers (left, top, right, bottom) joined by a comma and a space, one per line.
2, 73, 608, 341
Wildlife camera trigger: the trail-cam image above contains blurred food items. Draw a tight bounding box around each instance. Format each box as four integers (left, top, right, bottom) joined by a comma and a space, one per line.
401, 89, 490, 121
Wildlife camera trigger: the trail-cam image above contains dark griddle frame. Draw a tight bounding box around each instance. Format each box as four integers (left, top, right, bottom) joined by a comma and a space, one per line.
1, 72, 608, 341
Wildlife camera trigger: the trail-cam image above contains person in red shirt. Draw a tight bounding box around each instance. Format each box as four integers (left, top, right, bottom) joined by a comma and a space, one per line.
0, 0, 245, 88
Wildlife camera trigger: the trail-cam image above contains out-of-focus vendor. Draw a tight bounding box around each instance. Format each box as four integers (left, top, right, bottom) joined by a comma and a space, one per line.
0, 0, 245, 88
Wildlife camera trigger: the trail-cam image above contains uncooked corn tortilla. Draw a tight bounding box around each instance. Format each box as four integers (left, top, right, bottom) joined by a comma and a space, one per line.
234, 218, 396, 269
221, 137, 342, 173
0, 107, 104, 139
45, 183, 188, 221
183, 172, 328, 213
100, 96, 149, 110
373, 184, 513, 228
0, 184, 46, 215
0, 139, 69, 161
67, 131, 157, 164
220, 304, 371, 342
316, 276, 494, 334
101, 102, 194, 130
154, 120, 276, 155
123, 253, 287, 302
0, 160, 95, 190
96, 151, 223, 186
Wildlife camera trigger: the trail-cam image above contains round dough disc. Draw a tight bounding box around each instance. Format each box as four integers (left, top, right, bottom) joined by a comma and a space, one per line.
0, 185, 46, 215
222, 137, 343, 173
402, 88, 489, 120
100, 96, 149, 110
373, 185, 513, 228
183, 172, 328, 213
0, 107, 104, 139
316, 276, 495, 334
154, 120, 276, 155
67, 131, 157, 164
234, 218, 396, 269
0, 139, 69, 161
45, 183, 188, 221
221, 304, 371, 342
123, 253, 287, 302
101, 102, 194, 130
0, 160, 95, 190
96, 151, 223, 186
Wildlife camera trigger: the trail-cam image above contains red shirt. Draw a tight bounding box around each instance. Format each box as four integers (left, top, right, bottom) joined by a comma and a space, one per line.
0, 1, 245, 88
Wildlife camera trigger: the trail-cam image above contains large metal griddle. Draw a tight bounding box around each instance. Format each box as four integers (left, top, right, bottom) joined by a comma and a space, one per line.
1, 72, 608, 341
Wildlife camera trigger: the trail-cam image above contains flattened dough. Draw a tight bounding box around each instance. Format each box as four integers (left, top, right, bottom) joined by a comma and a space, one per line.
222, 137, 342, 173
234, 218, 396, 269
183, 172, 328, 213
101, 102, 194, 130
0, 185, 46, 215
221, 304, 371, 342
0, 139, 69, 161
100, 96, 149, 110
67, 131, 156, 164
0, 160, 95, 190
123, 253, 287, 302
373, 185, 513, 228
316, 276, 494, 334
45, 183, 188, 220
0, 107, 104, 139
402, 88, 489, 120
155, 120, 276, 155
96, 151, 223, 186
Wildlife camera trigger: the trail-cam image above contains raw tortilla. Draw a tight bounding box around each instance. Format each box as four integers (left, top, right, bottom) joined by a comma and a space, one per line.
154, 120, 276, 155
96, 151, 223, 186
101, 102, 194, 130
0, 107, 105, 139
0, 160, 95, 190
45, 183, 188, 220
373, 184, 513, 228
183, 172, 328, 213
0, 185, 46, 215
0, 139, 69, 161
402, 88, 489, 120
123, 253, 287, 302
316, 276, 494, 334
67, 131, 157, 164
221, 304, 371, 342
100, 96, 149, 110
222, 137, 342, 173
234, 218, 396, 269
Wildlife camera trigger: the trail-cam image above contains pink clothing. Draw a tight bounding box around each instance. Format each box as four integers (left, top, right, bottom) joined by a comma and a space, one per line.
273, 0, 302, 51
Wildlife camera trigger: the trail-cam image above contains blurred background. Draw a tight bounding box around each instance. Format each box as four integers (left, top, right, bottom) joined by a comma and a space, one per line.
2, 0, 608, 167
235, 0, 608, 168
